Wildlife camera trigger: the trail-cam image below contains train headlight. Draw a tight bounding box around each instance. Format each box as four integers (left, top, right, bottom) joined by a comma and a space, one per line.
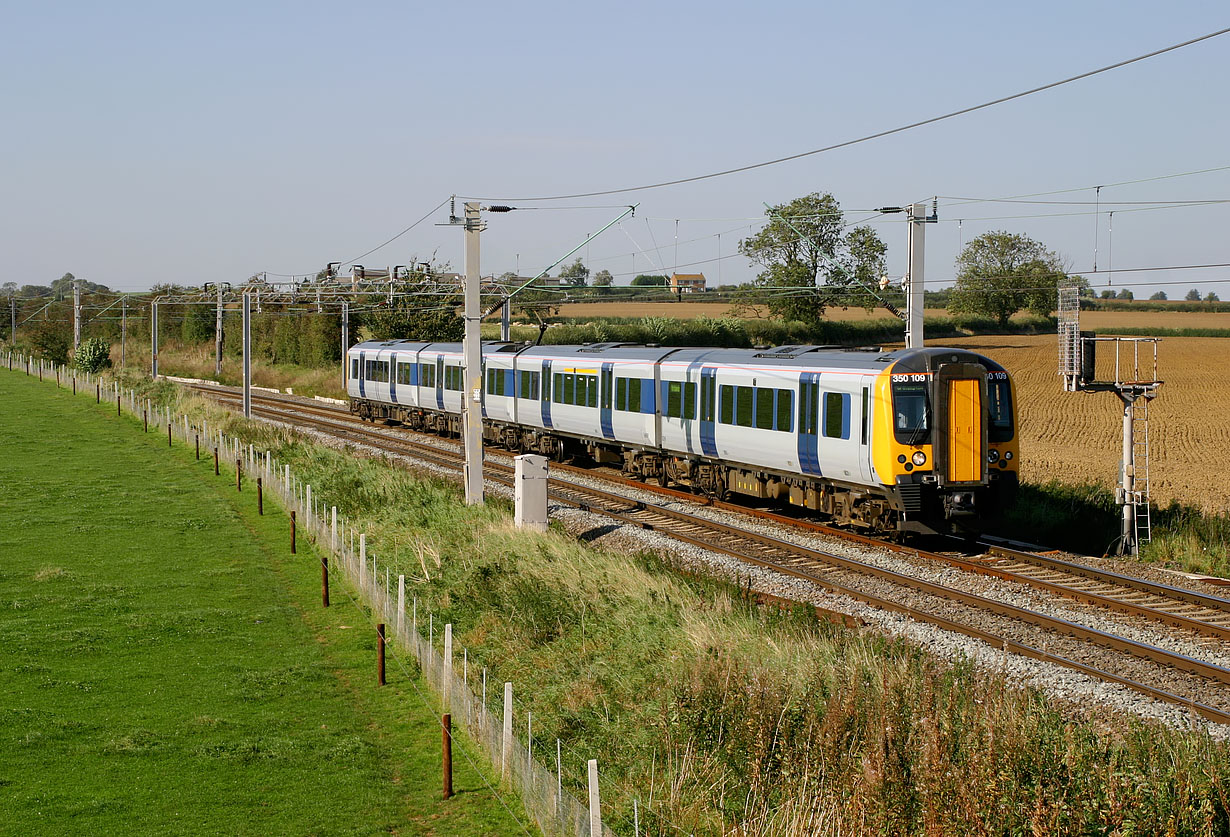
1004, 451, 1013, 460
987, 449, 1000, 464
911, 451, 927, 467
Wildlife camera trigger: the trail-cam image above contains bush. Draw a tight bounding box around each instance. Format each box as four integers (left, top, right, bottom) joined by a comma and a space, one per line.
74, 337, 112, 373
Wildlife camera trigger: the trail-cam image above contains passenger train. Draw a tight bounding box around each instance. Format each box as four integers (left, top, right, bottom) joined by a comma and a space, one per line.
346, 340, 1019, 535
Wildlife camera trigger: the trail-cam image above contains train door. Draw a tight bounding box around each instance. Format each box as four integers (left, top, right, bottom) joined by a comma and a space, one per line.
435, 355, 444, 411
946, 378, 982, 483
357, 350, 367, 399
540, 359, 553, 428
388, 352, 398, 404
819, 381, 861, 480
858, 383, 874, 482
699, 367, 717, 458
600, 363, 614, 440
797, 373, 821, 475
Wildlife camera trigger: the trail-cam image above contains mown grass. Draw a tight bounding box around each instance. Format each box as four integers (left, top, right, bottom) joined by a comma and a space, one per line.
0, 371, 525, 835
128, 375, 1230, 835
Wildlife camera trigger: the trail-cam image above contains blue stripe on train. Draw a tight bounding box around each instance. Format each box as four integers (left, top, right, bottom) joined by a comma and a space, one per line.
599, 363, 614, 440
541, 360, 553, 428
700, 366, 717, 457
358, 351, 366, 399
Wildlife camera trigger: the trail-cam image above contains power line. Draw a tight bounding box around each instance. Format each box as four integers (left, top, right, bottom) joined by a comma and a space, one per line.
463, 27, 1230, 201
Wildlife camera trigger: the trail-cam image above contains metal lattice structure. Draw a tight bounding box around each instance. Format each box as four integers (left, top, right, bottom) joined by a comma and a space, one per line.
1057, 281, 1162, 555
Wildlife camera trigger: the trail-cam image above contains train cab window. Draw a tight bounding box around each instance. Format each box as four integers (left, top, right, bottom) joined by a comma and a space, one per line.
518, 370, 540, 400
891, 381, 930, 445
988, 376, 1014, 442
397, 363, 414, 386
823, 392, 850, 439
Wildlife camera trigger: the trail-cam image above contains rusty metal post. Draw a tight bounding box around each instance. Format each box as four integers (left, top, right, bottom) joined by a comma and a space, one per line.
442, 714, 453, 800
116, 391, 120, 415
257, 478, 263, 514
72, 375, 76, 395
168, 421, 172, 447
214, 447, 219, 475
235, 459, 241, 491
96, 381, 100, 403
143, 409, 147, 432
290, 511, 297, 554
377, 624, 386, 686
321, 552, 330, 607
195, 434, 199, 460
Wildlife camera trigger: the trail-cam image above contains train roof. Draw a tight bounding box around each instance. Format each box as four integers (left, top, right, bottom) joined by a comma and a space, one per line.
348, 340, 1006, 373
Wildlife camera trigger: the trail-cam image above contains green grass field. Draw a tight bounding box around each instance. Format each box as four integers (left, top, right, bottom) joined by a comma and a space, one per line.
0, 370, 526, 835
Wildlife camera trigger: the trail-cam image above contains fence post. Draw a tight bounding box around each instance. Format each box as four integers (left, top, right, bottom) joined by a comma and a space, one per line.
331, 506, 337, 553
482, 668, 488, 732
397, 576, 405, 637
143, 409, 147, 432
588, 759, 602, 837
96, 381, 100, 403
257, 477, 263, 514
214, 448, 219, 476
442, 713, 453, 800
502, 682, 513, 779
359, 534, 366, 589
321, 549, 329, 607
557, 739, 562, 814
168, 421, 172, 447
443, 624, 453, 711
290, 511, 297, 554
236, 459, 241, 492
195, 434, 200, 460
377, 623, 386, 686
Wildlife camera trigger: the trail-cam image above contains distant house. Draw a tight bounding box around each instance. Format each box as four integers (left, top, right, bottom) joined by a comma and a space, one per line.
669, 273, 706, 294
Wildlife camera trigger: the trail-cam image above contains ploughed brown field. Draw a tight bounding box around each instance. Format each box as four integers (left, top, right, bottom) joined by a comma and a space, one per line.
943, 334, 1228, 513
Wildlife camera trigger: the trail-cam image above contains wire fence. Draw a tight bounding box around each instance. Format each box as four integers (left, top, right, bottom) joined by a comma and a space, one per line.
7, 350, 632, 837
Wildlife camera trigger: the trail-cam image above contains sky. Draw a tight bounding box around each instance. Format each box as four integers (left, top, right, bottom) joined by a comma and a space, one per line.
2, 1, 1228, 299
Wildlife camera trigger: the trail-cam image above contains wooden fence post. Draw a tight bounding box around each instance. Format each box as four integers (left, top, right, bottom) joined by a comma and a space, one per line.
257, 477, 263, 514
290, 511, 297, 554
502, 682, 513, 779
589, 759, 602, 837
321, 551, 330, 607
236, 459, 241, 492
195, 434, 199, 460
443, 624, 453, 711
377, 624, 386, 686
442, 714, 453, 800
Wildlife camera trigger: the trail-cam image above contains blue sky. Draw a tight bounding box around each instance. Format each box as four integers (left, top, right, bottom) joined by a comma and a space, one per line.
2, 1, 1228, 297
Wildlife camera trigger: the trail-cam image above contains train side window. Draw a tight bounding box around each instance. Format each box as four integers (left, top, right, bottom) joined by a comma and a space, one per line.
519, 370, 539, 400
564, 373, 576, 405
351, 359, 359, 380
754, 388, 774, 430
666, 381, 682, 418
719, 385, 734, 424
736, 386, 754, 427
823, 392, 850, 439
616, 377, 627, 410
552, 373, 563, 403
683, 382, 696, 419
586, 375, 598, 408
629, 378, 642, 413
776, 390, 793, 432
397, 363, 414, 385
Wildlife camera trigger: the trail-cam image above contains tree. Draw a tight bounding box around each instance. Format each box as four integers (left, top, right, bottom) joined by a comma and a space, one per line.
947, 231, 1066, 326
591, 269, 613, 287
631, 274, 668, 286
1149, 291, 1168, 301
559, 258, 589, 287
1185, 288, 1202, 301
1117, 288, 1134, 300
1100, 290, 1115, 299
1207, 292, 1221, 303
737, 192, 886, 325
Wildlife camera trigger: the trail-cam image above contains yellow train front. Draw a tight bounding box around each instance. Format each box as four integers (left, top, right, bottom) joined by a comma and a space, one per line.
867, 347, 1019, 534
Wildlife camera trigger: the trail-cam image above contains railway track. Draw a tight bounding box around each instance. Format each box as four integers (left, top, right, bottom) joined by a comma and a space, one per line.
188, 382, 1230, 725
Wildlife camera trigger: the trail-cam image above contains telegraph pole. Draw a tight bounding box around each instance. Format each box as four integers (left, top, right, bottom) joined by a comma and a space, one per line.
462, 202, 485, 505
905, 202, 935, 350
215, 283, 224, 377
242, 292, 251, 418
341, 301, 349, 392
120, 297, 126, 368
72, 281, 81, 356
151, 300, 159, 378
9, 298, 15, 346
